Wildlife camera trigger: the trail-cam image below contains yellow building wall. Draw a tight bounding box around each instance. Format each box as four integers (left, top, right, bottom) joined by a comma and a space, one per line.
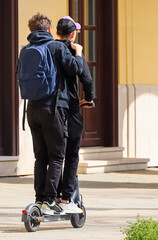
118, 0, 158, 85
18, 0, 68, 50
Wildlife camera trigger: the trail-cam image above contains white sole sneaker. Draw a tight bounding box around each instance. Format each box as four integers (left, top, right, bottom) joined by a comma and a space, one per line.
59, 202, 83, 214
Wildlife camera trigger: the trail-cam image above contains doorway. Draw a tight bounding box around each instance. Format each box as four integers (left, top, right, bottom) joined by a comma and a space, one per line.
69, 0, 118, 147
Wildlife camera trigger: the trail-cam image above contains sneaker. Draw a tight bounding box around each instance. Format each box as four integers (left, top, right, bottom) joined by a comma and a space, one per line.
36, 201, 43, 209
59, 201, 83, 214
41, 201, 65, 215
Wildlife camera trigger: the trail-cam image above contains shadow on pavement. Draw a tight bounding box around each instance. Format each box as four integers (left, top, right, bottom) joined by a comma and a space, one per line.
79, 181, 158, 189
120, 169, 158, 175
0, 176, 158, 189
0, 176, 33, 184
0, 226, 73, 233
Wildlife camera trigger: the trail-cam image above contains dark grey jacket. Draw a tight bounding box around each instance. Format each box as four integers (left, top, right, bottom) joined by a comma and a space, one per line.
57, 39, 93, 113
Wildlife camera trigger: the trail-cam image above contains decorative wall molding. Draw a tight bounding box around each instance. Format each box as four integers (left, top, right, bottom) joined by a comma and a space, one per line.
119, 84, 158, 166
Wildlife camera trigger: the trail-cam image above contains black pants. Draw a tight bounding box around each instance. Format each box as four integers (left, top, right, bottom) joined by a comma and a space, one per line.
27, 104, 68, 203
57, 112, 83, 200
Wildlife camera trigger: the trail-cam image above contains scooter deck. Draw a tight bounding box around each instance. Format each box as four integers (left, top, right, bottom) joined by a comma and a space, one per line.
36, 213, 71, 223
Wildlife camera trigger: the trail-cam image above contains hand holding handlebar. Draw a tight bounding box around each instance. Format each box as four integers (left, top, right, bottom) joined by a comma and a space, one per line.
79, 99, 95, 108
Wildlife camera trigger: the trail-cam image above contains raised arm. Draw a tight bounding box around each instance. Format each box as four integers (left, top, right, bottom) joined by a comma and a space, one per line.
57, 42, 83, 76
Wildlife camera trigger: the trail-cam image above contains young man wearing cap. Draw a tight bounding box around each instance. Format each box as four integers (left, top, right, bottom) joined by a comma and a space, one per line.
56, 16, 93, 213
17, 13, 84, 215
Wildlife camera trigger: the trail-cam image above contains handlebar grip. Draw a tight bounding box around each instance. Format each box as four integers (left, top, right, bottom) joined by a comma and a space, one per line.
80, 101, 95, 108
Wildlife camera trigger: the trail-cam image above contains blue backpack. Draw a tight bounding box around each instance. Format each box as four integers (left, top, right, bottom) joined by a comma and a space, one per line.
18, 40, 56, 100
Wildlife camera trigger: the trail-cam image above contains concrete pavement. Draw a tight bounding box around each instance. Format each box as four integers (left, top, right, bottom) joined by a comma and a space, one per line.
1, 168, 158, 239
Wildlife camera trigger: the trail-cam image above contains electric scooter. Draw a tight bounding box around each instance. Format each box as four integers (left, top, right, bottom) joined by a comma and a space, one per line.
21, 176, 86, 232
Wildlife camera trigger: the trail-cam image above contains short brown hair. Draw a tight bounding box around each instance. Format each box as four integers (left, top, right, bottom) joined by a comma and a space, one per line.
28, 12, 51, 32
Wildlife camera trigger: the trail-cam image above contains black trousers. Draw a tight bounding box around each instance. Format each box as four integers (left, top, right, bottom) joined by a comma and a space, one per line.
27, 104, 68, 203
57, 112, 83, 200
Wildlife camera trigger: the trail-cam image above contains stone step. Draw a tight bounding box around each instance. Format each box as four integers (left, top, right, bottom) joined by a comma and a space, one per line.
79, 147, 124, 160
78, 158, 149, 174
0, 156, 19, 176
0, 156, 19, 162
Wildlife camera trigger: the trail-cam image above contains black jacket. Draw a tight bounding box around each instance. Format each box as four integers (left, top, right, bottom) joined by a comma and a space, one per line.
57, 39, 93, 113
19, 30, 83, 108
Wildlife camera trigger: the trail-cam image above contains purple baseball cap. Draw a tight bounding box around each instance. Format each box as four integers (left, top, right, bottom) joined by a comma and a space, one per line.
57, 16, 81, 35
62, 16, 81, 30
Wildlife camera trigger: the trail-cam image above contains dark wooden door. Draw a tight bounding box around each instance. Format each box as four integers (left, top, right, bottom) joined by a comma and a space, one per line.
0, 0, 19, 155
70, 0, 104, 146
69, 0, 118, 147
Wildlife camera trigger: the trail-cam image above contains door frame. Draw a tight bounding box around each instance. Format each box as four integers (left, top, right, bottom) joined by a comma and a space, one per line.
69, 0, 118, 147
0, 0, 19, 155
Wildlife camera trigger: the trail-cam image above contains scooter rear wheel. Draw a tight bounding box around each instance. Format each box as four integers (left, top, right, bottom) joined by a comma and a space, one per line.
71, 205, 86, 228
24, 206, 41, 232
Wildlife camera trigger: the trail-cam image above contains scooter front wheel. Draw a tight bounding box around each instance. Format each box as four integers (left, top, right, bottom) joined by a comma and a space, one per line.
24, 206, 41, 232
71, 205, 86, 228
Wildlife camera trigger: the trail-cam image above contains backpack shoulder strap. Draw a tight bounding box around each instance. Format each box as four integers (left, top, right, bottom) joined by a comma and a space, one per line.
22, 99, 27, 131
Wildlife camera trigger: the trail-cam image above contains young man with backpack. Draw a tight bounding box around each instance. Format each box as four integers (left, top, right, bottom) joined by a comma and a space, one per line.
55, 16, 94, 213
17, 13, 84, 215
